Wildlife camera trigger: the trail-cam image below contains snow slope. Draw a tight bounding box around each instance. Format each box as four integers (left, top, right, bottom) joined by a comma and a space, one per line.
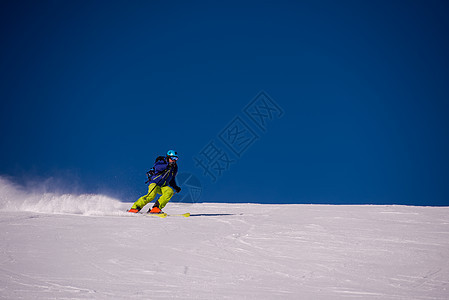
1, 178, 449, 299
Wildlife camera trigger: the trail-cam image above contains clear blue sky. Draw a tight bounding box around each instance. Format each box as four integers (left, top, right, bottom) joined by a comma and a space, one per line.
1, 0, 448, 206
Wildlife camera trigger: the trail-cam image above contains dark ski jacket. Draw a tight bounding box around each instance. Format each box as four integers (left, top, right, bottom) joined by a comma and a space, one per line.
149, 157, 178, 188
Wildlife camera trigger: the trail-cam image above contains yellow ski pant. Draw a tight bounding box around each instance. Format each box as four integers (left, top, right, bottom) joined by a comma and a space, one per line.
131, 183, 174, 210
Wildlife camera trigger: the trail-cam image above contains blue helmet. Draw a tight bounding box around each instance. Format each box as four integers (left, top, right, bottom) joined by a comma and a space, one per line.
167, 149, 178, 158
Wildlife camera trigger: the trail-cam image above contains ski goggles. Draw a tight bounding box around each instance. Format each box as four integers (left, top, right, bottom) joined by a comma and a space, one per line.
168, 156, 178, 161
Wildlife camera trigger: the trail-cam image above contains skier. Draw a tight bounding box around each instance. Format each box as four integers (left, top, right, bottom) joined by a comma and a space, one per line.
128, 150, 181, 214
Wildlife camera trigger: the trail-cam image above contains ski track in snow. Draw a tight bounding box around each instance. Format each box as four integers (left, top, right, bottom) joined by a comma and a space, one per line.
1, 178, 449, 299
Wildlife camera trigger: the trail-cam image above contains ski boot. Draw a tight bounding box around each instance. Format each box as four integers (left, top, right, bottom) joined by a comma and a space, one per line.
128, 206, 141, 213
148, 201, 164, 214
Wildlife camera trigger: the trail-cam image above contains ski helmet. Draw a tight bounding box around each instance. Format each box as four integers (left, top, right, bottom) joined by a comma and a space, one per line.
167, 149, 178, 158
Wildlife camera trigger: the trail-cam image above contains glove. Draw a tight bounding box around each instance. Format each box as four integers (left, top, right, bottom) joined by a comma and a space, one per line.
146, 168, 155, 177
173, 185, 181, 193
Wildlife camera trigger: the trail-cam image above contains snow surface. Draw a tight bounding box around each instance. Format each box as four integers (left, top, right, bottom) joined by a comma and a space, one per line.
1, 177, 449, 299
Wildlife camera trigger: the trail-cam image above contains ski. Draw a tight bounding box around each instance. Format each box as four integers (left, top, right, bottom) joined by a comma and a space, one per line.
127, 211, 190, 218
147, 213, 168, 218
146, 212, 190, 218
167, 213, 190, 217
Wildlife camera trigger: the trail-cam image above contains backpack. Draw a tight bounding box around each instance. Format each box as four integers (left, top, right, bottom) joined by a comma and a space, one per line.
145, 156, 166, 183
